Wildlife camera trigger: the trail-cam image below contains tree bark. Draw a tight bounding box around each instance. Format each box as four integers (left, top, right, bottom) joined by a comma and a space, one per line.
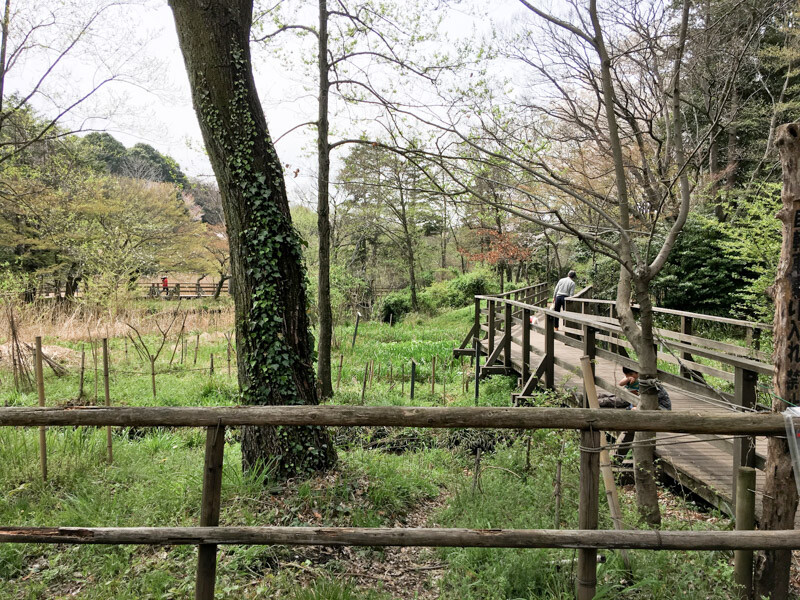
754, 122, 800, 600
316, 0, 334, 399
168, 0, 336, 478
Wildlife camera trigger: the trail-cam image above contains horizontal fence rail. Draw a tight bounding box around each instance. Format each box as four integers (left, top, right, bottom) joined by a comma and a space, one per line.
2, 526, 798, 551
2, 402, 793, 599
0, 405, 786, 434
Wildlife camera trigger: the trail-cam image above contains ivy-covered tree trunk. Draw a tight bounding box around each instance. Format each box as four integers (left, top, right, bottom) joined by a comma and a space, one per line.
169, 0, 336, 478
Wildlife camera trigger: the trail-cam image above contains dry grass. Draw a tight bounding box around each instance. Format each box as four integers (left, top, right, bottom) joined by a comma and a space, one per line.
0, 298, 235, 345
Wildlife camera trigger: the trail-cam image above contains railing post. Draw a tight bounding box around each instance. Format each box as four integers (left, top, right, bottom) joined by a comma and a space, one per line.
544, 314, 555, 390
488, 299, 496, 357
680, 316, 693, 379
732, 367, 757, 505
474, 338, 480, 403
195, 424, 225, 600
746, 327, 761, 356
734, 466, 756, 599
577, 426, 600, 600
504, 302, 512, 369
522, 307, 531, 384
473, 298, 481, 343
581, 327, 596, 408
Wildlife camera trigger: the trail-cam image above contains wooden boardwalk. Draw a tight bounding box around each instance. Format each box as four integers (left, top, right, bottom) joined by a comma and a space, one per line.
457, 287, 799, 528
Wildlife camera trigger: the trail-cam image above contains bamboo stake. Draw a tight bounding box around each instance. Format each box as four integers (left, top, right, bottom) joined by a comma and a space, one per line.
360, 363, 369, 404
150, 357, 157, 400
431, 356, 436, 395
554, 437, 564, 528
78, 345, 86, 400
92, 340, 98, 403
471, 448, 482, 495
227, 337, 232, 377
210, 354, 214, 377
410, 360, 416, 400
102, 339, 112, 464
580, 355, 632, 573
35, 336, 47, 481
194, 333, 200, 365
336, 354, 344, 391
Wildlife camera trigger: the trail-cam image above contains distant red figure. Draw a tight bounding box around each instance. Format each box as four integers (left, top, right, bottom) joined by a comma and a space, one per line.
161, 276, 169, 294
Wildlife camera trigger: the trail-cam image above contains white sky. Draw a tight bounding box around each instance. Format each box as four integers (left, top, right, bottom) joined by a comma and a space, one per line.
11, 0, 536, 203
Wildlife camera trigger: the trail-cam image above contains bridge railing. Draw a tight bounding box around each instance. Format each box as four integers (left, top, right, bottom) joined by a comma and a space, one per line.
457, 289, 774, 513
0, 405, 793, 600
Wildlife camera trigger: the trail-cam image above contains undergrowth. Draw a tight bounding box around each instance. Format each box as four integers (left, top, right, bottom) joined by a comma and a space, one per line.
0, 304, 752, 598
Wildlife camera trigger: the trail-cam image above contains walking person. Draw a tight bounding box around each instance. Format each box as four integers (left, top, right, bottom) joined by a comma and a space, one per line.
552, 270, 577, 330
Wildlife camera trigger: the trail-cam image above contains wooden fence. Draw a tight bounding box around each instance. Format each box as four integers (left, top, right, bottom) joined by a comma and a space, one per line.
0, 405, 795, 600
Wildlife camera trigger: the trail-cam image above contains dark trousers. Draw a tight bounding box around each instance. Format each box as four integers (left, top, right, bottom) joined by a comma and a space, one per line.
553, 295, 567, 328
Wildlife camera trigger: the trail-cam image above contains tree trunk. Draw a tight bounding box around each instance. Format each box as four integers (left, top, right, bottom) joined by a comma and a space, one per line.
316, 0, 334, 399
213, 275, 229, 300
169, 0, 336, 478
754, 122, 800, 599
631, 282, 661, 527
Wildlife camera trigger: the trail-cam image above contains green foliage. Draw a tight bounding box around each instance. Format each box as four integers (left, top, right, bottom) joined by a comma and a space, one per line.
379, 269, 496, 322
718, 184, 782, 320
653, 213, 753, 314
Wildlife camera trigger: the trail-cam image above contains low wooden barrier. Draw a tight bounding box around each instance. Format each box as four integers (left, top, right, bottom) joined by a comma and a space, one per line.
0, 405, 794, 600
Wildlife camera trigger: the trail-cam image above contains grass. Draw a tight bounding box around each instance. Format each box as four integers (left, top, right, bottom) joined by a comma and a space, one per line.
0, 303, 753, 599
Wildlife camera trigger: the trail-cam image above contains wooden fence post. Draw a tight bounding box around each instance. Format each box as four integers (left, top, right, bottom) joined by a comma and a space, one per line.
474, 338, 480, 404
735, 466, 756, 599
504, 302, 512, 369
581, 327, 596, 408
680, 316, 694, 379
577, 426, 600, 600
194, 333, 200, 366
102, 339, 112, 464
732, 367, 757, 505
195, 424, 225, 600
488, 299, 496, 357
580, 356, 632, 573
544, 315, 555, 390
34, 336, 47, 482
210, 354, 214, 377
522, 308, 531, 384
410, 360, 416, 400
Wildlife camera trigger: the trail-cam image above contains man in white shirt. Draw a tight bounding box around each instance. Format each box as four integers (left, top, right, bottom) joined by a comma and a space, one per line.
552, 270, 577, 330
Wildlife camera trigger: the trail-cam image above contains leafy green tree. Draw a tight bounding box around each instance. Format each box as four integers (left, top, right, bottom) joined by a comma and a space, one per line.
653, 214, 753, 314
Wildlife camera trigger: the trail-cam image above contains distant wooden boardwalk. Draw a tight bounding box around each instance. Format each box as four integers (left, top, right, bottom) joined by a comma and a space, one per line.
453, 283, 799, 527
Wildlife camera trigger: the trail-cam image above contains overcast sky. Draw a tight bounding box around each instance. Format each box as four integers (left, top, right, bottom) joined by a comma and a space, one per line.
13, 0, 532, 202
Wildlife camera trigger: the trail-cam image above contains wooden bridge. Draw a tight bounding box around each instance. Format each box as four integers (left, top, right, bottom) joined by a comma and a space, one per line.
452, 283, 797, 525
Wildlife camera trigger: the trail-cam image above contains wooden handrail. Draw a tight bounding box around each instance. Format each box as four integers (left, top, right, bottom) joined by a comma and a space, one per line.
0, 405, 785, 434
564, 297, 773, 331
